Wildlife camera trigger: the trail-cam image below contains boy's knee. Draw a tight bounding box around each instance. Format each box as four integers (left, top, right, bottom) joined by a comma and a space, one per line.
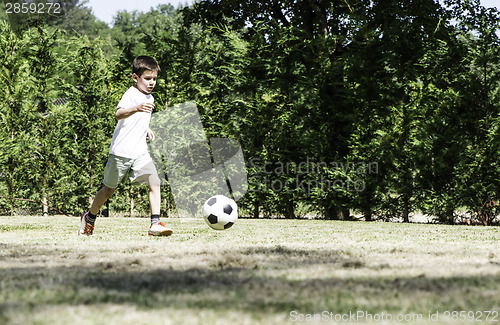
103, 186, 116, 196
148, 175, 161, 188
149, 183, 160, 192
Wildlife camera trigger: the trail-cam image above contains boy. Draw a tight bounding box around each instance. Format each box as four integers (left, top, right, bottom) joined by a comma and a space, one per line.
79, 56, 173, 237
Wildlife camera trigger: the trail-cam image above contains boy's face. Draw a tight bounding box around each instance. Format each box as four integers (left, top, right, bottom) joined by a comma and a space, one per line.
133, 69, 158, 95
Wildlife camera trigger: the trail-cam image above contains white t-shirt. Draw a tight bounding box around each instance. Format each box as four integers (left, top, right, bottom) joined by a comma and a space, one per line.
109, 86, 154, 159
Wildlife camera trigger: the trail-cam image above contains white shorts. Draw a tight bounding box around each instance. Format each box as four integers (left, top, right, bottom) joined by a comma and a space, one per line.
103, 153, 158, 189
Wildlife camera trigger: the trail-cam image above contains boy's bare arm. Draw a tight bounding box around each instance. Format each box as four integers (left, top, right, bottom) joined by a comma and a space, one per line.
116, 102, 155, 120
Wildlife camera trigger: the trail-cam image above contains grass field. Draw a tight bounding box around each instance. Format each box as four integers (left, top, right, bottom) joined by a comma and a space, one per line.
0, 216, 499, 325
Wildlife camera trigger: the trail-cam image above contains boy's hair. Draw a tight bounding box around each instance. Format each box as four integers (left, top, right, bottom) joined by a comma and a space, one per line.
132, 56, 160, 76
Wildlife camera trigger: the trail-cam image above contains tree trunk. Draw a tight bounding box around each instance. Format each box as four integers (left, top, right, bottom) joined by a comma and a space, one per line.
8, 157, 15, 216
129, 186, 135, 217
253, 202, 259, 219
324, 206, 349, 220
42, 193, 49, 217
162, 198, 169, 218
403, 195, 410, 223
130, 197, 135, 218
284, 198, 295, 219
447, 208, 454, 225
364, 206, 372, 221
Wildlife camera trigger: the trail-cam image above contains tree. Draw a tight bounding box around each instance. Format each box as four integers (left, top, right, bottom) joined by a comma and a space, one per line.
443, 0, 500, 224
23, 26, 67, 216
64, 36, 117, 213
57, 1, 110, 40
0, 20, 33, 214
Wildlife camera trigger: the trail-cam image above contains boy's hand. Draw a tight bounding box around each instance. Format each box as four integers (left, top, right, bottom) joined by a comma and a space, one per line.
116, 102, 155, 120
137, 102, 155, 113
146, 128, 155, 141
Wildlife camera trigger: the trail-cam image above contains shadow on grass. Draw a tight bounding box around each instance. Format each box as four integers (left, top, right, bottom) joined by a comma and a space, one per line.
1, 244, 500, 321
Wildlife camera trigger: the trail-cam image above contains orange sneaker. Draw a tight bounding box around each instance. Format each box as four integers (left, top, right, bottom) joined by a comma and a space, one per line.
78, 212, 94, 236
148, 222, 173, 236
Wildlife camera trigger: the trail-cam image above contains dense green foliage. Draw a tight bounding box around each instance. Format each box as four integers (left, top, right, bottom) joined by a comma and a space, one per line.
0, 0, 499, 224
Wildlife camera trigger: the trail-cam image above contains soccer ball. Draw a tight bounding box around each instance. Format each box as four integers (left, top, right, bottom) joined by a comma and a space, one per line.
202, 195, 238, 230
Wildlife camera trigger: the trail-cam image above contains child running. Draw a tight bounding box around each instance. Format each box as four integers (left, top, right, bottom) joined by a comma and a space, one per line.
79, 56, 172, 237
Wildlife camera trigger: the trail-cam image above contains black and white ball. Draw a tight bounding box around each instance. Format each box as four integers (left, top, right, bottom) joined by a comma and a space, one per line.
202, 195, 238, 230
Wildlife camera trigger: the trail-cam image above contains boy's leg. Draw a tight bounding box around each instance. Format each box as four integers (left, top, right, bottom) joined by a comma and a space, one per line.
79, 185, 116, 236
80, 154, 130, 236
90, 186, 116, 215
148, 175, 161, 217
146, 173, 172, 236
130, 153, 172, 236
